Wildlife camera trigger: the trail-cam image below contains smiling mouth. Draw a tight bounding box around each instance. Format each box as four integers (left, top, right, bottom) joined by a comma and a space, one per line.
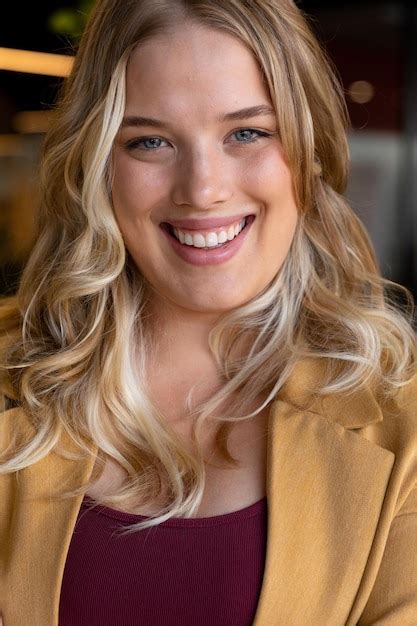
161, 215, 255, 250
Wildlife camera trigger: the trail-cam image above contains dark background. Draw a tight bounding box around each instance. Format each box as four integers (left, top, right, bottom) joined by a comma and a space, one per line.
1, 0, 416, 306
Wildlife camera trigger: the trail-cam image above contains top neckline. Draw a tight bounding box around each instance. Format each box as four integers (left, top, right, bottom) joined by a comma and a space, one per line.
80, 494, 267, 528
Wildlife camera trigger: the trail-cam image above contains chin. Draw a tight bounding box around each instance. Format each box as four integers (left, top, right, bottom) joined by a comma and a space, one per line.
176, 290, 258, 315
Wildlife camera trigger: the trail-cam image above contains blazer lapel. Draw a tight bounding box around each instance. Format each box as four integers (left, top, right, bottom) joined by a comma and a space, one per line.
5, 359, 396, 626
3, 428, 99, 626
252, 360, 395, 625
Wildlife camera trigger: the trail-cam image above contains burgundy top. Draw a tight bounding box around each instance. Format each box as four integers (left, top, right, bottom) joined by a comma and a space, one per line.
59, 495, 268, 626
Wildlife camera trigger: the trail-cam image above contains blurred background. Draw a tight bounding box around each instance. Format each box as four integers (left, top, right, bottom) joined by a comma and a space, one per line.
0, 0, 416, 310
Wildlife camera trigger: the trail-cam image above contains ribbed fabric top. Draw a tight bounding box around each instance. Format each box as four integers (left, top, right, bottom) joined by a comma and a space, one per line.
59, 495, 268, 626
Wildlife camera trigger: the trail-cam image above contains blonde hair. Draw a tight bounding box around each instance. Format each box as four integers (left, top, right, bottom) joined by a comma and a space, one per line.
1, 0, 416, 534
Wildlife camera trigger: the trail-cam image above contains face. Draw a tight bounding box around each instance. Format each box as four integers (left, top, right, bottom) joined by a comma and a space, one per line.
112, 24, 299, 317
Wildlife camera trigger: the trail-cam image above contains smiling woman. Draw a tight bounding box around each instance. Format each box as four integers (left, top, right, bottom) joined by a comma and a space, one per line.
1, 1, 417, 626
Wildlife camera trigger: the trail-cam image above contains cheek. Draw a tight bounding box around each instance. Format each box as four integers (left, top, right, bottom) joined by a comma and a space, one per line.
264, 161, 299, 241
248, 177, 298, 257
240, 146, 295, 202
242, 151, 298, 258
111, 152, 165, 221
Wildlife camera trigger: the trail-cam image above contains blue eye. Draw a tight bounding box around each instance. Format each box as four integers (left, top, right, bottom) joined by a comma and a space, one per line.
233, 129, 269, 142
124, 128, 272, 152
126, 137, 168, 150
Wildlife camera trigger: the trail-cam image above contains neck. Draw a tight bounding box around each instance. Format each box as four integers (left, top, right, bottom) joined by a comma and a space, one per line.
143, 296, 226, 406
147, 293, 224, 356
141, 293, 267, 430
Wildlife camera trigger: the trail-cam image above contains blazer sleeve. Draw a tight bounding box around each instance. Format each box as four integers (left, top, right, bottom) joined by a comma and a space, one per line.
357, 483, 417, 625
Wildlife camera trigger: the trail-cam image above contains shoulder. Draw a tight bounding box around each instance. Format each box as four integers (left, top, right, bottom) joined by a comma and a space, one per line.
313, 365, 417, 509
389, 369, 417, 415
368, 371, 417, 510
0, 402, 36, 457
377, 370, 417, 438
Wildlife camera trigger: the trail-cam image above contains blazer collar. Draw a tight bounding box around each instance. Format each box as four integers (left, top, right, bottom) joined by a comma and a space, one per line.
278, 357, 383, 429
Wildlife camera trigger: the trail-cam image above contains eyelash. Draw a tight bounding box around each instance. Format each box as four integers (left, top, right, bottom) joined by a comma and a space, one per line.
124, 128, 273, 152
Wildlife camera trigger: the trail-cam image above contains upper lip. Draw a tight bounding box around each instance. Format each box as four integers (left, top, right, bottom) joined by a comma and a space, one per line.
162, 213, 252, 231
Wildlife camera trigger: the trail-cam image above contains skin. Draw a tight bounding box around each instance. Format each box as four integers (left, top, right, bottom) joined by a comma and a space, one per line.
111, 23, 299, 410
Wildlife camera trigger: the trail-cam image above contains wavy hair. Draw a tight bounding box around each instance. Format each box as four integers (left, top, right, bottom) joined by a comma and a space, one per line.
1, 0, 416, 534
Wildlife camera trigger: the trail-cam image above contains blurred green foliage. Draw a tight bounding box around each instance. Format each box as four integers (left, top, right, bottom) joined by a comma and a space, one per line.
48, 0, 94, 38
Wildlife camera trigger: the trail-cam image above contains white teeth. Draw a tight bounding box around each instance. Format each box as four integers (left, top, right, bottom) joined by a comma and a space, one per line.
172, 218, 247, 248
227, 225, 235, 241
218, 230, 228, 244
206, 232, 219, 247
193, 234, 206, 248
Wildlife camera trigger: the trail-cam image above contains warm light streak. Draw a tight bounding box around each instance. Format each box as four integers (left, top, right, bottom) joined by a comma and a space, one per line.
13, 110, 54, 134
0, 47, 74, 77
0, 135, 24, 157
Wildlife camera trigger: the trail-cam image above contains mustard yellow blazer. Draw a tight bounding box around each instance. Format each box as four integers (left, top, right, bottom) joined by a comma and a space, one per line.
1, 359, 417, 626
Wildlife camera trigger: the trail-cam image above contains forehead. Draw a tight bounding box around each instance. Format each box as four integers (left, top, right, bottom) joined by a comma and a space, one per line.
124, 25, 272, 121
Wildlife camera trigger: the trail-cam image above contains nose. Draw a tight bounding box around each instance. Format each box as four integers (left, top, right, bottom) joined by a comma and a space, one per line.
170, 144, 233, 210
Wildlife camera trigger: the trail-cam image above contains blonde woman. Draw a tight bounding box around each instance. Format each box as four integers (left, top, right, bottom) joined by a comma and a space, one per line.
1, 1, 416, 625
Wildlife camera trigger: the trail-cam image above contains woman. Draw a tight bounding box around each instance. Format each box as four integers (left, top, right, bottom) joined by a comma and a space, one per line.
1, 0, 416, 624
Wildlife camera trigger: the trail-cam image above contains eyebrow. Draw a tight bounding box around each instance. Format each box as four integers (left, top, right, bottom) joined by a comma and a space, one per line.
121, 104, 276, 129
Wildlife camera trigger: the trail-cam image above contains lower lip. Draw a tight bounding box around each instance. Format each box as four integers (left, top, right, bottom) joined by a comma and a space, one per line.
160, 216, 255, 266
